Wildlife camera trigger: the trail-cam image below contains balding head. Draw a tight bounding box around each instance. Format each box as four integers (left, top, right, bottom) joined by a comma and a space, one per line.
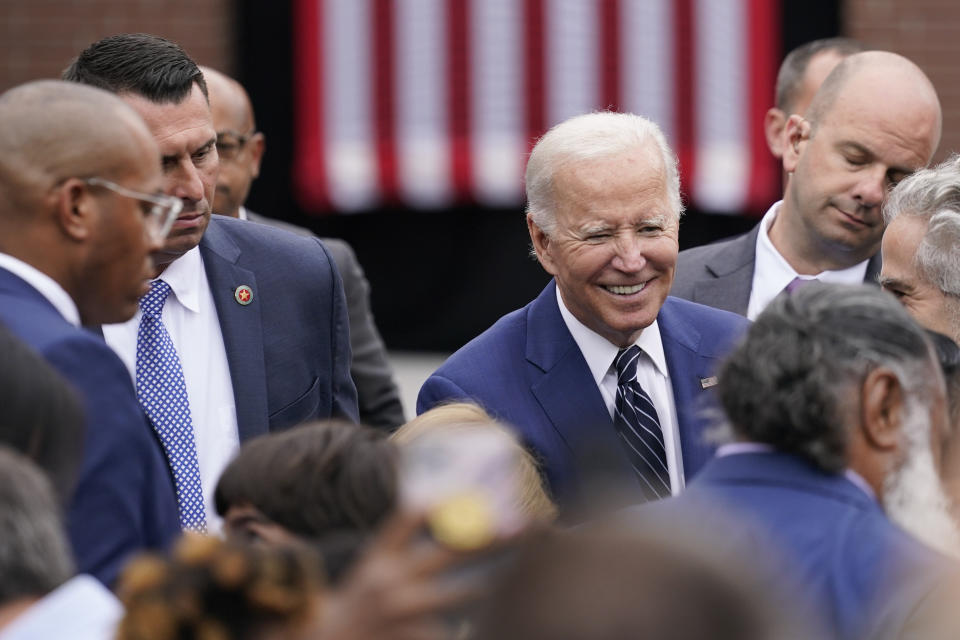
805, 51, 941, 148
0, 80, 158, 219
773, 51, 942, 275
0, 80, 165, 324
200, 66, 264, 217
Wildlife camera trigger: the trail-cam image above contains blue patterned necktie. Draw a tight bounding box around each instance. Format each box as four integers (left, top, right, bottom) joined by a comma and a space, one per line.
613, 345, 671, 500
136, 280, 207, 532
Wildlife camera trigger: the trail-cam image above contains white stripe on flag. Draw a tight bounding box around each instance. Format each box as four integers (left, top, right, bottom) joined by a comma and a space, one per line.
470, 0, 525, 206
396, 0, 451, 208
324, 0, 379, 211
620, 0, 674, 142
546, 0, 600, 126
693, 0, 749, 212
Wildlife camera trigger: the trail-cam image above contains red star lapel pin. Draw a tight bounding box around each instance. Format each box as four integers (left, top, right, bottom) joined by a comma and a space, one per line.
234, 285, 253, 306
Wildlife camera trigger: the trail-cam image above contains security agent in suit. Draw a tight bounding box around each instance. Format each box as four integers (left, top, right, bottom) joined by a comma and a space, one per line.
64, 34, 358, 531
418, 112, 749, 511
202, 66, 404, 430
0, 80, 179, 585
655, 283, 956, 640
672, 49, 942, 320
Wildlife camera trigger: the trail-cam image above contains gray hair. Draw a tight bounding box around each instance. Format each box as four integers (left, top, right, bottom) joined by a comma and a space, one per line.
883, 155, 960, 306
0, 446, 74, 603
774, 37, 864, 112
525, 111, 683, 236
718, 283, 935, 473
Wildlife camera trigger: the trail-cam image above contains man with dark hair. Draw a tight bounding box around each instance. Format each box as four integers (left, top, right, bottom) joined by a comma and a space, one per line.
0, 448, 123, 639
672, 50, 940, 319
670, 283, 955, 639
0, 79, 179, 586
215, 420, 397, 582
764, 37, 864, 160
64, 34, 359, 532
201, 65, 404, 430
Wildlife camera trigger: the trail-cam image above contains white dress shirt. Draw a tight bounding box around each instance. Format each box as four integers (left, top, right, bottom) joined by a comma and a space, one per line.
0, 252, 80, 326
556, 289, 685, 494
746, 201, 870, 320
103, 247, 239, 532
0, 575, 122, 640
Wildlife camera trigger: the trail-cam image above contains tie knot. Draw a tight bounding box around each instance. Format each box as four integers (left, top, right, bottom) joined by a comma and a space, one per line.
784, 276, 815, 294
615, 345, 642, 383
140, 279, 172, 318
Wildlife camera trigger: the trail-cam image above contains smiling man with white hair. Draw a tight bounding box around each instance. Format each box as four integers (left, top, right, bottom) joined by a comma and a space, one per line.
418, 112, 748, 512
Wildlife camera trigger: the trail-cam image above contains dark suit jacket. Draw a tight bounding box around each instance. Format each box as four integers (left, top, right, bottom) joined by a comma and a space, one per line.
671, 222, 883, 315
200, 215, 358, 440
245, 210, 404, 429
0, 267, 179, 587
669, 452, 942, 640
417, 281, 749, 504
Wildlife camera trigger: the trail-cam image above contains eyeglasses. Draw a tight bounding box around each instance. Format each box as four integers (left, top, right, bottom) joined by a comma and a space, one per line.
85, 177, 182, 241
216, 129, 257, 161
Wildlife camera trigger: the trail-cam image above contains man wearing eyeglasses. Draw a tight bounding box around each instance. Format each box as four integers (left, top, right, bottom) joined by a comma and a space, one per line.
0, 80, 180, 586
64, 34, 359, 534
201, 66, 405, 431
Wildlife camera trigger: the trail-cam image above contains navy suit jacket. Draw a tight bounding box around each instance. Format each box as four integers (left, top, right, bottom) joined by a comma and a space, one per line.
671, 223, 883, 315
417, 281, 749, 504
669, 452, 942, 640
0, 268, 179, 587
199, 215, 358, 441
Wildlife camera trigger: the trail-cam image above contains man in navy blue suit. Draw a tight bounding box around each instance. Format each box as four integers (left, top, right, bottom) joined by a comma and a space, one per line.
0, 80, 179, 585
662, 283, 957, 639
418, 112, 749, 510
64, 34, 358, 532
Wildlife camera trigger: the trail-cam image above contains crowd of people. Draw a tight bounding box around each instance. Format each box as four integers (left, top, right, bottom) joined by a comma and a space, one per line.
1, 31, 959, 640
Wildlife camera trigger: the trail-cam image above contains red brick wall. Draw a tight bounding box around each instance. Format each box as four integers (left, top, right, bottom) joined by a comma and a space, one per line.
846, 0, 960, 162
0, 0, 235, 92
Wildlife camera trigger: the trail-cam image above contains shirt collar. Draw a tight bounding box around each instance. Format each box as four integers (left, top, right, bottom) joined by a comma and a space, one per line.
237, 206, 249, 221
155, 246, 203, 314
555, 286, 669, 386
756, 200, 870, 290
0, 252, 80, 326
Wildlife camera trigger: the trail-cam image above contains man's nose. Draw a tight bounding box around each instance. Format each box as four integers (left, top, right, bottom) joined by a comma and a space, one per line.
611, 234, 648, 272
167, 159, 205, 203
852, 165, 888, 209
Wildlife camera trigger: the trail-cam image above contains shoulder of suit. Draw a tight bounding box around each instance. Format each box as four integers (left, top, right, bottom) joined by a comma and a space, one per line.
662, 295, 751, 336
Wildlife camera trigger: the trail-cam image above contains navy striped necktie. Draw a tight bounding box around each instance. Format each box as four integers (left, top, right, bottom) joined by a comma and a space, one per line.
613, 345, 671, 500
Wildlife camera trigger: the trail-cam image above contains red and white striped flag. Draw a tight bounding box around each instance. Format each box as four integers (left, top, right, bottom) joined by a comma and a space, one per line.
294, 0, 780, 215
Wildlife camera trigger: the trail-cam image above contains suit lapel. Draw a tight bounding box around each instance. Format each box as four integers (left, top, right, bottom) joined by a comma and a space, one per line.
692, 225, 759, 314
657, 299, 721, 477
864, 251, 882, 286
526, 281, 636, 483
199, 219, 269, 441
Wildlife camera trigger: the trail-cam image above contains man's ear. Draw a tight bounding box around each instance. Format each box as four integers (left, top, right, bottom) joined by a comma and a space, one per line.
527, 214, 557, 275
249, 132, 265, 179
53, 178, 95, 242
782, 115, 811, 175
763, 107, 787, 159
860, 367, 906, 452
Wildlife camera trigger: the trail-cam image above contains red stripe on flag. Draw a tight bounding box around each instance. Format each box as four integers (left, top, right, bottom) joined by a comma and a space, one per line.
373, 0, 398, 204
293, 0, 327, 211
745, 0, 780, 214
524, 0, 547, 149
448, 0, 472, 200
672, 0, 695, 207
599, 0, 621, 112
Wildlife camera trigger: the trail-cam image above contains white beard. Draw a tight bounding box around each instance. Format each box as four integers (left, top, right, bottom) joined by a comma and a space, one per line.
883, 403, 960, 559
